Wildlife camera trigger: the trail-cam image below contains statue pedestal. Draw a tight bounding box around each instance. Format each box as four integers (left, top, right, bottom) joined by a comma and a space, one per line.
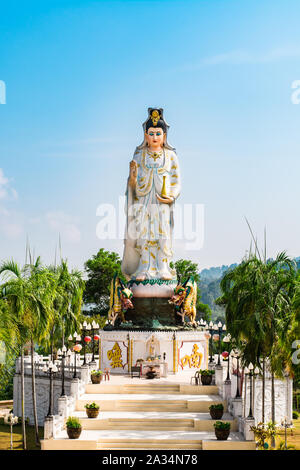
127, 279, 178, 329
125, 296, 179, 329
106, 279, 182, 330
128, 279, 177, 298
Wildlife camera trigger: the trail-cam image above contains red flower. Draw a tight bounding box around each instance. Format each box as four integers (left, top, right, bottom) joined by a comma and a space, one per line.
84, 336, 92, 343
94, 335, 100, 341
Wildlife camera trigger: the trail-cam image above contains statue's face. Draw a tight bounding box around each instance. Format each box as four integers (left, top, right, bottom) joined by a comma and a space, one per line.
145, 127, 165, 150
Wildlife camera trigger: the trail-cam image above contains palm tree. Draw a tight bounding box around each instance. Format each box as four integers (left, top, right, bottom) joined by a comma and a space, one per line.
0, 297, 20, 356
0, 259, 54, 447
0, 261, 29, 450
25, 257, 56, 445
217, 251, 296, 447
42, 260, 84, 358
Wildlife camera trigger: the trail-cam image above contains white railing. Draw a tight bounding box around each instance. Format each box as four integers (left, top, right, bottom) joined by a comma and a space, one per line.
15, 354, 100, 379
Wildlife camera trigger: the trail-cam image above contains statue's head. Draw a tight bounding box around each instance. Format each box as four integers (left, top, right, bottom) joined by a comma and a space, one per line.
145, 109, 167, 150
145, 126, 165, 150
137, 107, 175, 151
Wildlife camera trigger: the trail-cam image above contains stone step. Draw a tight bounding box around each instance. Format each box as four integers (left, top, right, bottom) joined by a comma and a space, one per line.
41, 430, 252, 451
85, 383, 219, 395
78, 419, 238, 432
73, 411, 237, 432
77, 403, 225, 412
97, 441, 203, 450
77, 393, 226, 412
79, 419, 194, 431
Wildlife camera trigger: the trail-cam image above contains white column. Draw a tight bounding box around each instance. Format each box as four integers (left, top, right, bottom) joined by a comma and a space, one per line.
80, 364, 90, 384
58, 396, 68, 418
231, 397, 243, 417
223, 379, 232, 399
214, 365, 223, 387
70, 378, 80, 399
242, 417, 255, 440
44, 416, 54, 439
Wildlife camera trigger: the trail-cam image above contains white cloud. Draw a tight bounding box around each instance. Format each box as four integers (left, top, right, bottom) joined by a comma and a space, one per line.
175, 47, 300, 73
0, 169, 23, 239
0, 219, 23, 239
45, 211, 81, 243
0, 168, 18, 200
0, 168, 8, 187
203, 47, 300, 66
0, 207, 9, 216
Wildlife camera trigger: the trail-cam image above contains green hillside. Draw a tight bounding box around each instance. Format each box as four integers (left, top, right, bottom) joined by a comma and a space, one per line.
199, 257, 300, 321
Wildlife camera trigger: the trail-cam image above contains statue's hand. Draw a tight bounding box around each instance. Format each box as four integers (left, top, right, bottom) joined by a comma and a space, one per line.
156, 194, 174, 204
129, 160, 137, 188
130, 160, 137, 177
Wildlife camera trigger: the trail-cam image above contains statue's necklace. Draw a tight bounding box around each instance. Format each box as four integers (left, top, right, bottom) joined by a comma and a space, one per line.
147, 149, 163, 162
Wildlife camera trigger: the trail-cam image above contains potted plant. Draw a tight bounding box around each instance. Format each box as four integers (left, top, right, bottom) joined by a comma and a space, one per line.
199, 369, 215, 385
66, 416, 82, 439
209, 403, 224, 420
90, 369, 103, 384
85, 402, 100, 418
214, 421, 231, 440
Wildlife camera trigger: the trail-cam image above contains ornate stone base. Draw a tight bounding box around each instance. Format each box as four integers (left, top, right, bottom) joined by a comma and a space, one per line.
125, 296, 179, 329
104, 278, 190, 331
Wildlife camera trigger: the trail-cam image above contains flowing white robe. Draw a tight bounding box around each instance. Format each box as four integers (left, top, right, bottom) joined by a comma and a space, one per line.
121, 147, 181, 280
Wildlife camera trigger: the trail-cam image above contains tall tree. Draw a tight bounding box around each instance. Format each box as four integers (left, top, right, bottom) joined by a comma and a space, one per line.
0, 260, 31, 450
0, 259, 54, 446
84, 249, 123, 316
46, 259, 84, 353
25, 257, 56, 445
217, 251, 296, 446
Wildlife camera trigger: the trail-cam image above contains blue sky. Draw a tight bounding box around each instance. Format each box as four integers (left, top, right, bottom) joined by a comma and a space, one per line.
1, 0, 300, 271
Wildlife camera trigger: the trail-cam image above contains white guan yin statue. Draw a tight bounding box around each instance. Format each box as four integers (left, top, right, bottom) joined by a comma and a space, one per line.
121, 108, 181, 285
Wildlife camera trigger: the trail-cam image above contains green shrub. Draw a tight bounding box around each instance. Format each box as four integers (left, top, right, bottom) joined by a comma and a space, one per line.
90, 369, 103, 376
66, 416, 81, 429
199, 369, 215, 376
85, 402, 100, 410
209, 404, 224, 411
293, 410, 299, 419
214, 421, 230, 430
250, 421, 277, 449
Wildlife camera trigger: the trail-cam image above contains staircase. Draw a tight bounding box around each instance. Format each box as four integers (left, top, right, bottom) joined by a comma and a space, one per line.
41, 382, 256, 450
